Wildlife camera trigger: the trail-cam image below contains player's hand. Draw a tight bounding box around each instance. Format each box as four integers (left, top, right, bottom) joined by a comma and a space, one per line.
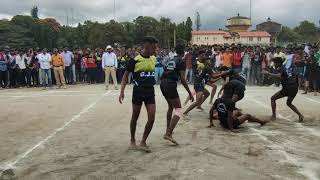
119, 92, 124, 104
261, 70, 269, 75
189, 93, 194, 102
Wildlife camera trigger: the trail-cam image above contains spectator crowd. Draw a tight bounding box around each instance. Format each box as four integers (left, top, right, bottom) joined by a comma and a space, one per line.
0, 43, 319, 95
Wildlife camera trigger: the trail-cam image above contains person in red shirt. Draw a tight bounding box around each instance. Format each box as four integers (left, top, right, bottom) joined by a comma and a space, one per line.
84, 52, 97, 84
232, 47, 242, 73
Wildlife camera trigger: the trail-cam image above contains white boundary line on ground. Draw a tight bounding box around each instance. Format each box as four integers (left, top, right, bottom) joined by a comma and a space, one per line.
249, 98, 320, 137
248, 98, 320, 180
303, 97, 320, 104
1, 90, 112, 171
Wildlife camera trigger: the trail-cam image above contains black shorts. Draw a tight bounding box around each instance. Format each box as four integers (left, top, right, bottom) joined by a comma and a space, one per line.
132, 86, 155, 105
220, 117, 241, 129
194, 82, 205, 92
160, 80, 179, 99
223, 80, 245, 100
280, 85, 298, 98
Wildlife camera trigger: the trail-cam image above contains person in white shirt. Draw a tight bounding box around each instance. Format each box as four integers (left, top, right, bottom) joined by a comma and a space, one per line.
61, 47, 74, 84
168, 48, 177, 60
15, 51, 27, 87
102, 45, 118, 90
38, 48, 52, 89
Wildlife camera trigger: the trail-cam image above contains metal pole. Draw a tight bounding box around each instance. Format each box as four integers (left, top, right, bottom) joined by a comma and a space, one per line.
113, 0, 116, 20
174, 29, 176, 47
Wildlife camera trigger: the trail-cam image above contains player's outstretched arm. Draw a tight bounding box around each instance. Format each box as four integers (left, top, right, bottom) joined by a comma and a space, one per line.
119, 71, 129, 104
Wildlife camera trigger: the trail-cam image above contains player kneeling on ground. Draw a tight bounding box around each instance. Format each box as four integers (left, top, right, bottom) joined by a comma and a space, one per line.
209, 97, 268, 131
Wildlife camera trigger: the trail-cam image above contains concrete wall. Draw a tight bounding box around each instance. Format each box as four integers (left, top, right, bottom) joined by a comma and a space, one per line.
192, 34, 270, 45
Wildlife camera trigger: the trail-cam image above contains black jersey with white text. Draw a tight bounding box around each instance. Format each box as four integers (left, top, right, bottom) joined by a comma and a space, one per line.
161, 56, 185, 83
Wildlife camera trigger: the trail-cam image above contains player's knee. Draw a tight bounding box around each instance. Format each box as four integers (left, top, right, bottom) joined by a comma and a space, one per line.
174, 108, 183, 118
271, 96, 276, 102
286, 100, 292, 106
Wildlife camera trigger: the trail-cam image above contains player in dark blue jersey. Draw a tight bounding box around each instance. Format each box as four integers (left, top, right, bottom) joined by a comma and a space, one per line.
262, 55, 304, 122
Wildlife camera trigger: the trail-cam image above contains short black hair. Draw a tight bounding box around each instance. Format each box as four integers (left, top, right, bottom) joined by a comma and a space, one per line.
273, 57, 284, 65
175, 44, 185, 55
142, 36, 158, 44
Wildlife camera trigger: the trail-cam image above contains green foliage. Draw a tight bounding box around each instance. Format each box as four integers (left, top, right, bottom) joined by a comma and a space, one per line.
3, 12, 318, 50
277, 20, 320, 44
31, 6, 39, 19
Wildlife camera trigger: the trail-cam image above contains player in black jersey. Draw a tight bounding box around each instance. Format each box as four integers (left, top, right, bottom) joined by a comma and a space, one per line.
262, 56, 304, 122
160, 44, 194, 145
119, 37, 158, 152
217, 67, 247, 101
183, 57, 221, 118
210, 97, 268, 130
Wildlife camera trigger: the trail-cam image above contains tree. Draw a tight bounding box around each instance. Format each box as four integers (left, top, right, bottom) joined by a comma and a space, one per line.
0, 20, 37, 50
294, 21, 320, 43
31, 6, 39, 19
277, 26, 301, 43
185, 17, 193, 42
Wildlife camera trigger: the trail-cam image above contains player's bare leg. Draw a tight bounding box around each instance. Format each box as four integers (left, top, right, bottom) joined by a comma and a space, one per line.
286, 97, 304, 122
271, 91, 285, 120
164, 99, 181, 145
209, 84, 217, 104
129, 104, 142, 150
139, 103, 156, 153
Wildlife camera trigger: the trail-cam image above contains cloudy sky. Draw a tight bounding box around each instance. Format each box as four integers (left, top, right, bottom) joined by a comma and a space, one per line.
1, 0, 320, 29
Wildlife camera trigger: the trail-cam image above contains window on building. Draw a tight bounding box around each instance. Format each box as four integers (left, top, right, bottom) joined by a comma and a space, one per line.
249, 37, 253, 42
258, 37, 262, 41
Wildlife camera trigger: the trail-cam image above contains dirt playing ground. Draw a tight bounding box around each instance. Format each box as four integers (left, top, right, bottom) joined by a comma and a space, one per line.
0, 84, 319, 180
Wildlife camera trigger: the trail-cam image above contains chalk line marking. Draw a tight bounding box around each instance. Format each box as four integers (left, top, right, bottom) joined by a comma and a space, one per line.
1, 90, 111, 170
249, 98, 320, 137
248, 98, 320, 180
303, 97, 320, 104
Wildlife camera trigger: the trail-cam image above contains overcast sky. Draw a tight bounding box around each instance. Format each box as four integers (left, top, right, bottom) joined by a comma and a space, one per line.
1, 0, 320, 29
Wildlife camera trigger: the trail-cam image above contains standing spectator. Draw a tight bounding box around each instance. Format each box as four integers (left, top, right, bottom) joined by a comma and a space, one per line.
0, 50, 8, 89
8, 51, 17, 88
184, 48, 193, 83
154, 50, 164, 84
315, 47, 320, 92
84, 52, 97, 84
294, 47, 304, 89
38, 48, 52, 89
75, 48, 83, 82
214, 49, 223, 69
168, 48, 177, 60
232, 47, 242, 73
15, 51, 27, 87
222, 48, 233, 68
251, 47, 262, 85
274, 46, 286, 61
117, 49, 127, 84
61, 47, 74, 84
95, 48, 104, 83
241, 47, 252, 84
303, 50, 318, 96
30, 51, 40, 86
261, 48, 268, 85
102, 45, 118, 90
52, 48, 66, 89
24, 51, 32, 87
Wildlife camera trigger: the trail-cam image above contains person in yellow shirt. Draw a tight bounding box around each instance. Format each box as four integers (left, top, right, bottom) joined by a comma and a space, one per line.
51, 48, 66, 89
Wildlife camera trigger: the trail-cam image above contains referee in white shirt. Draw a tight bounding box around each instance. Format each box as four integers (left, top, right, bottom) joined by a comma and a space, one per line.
102, 45, 118, 90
